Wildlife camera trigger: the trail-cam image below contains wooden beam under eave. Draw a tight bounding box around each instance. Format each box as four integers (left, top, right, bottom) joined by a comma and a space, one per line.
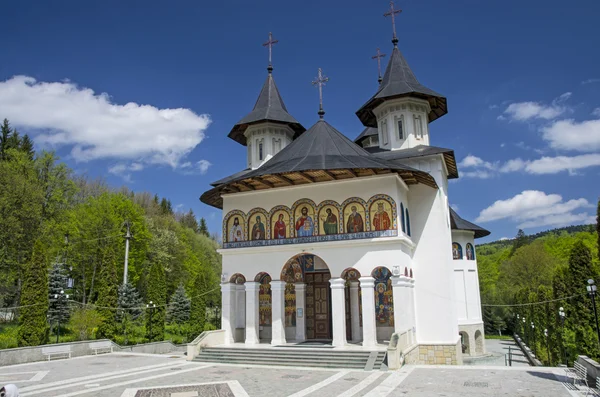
345, 168, 357, 177
363, 169, 376, 176
295, 172, 315, 183
322, 170, 336, 181
223, 185, 240, 193
271, 174, 293, 185
254, 177, 274, 188
235, 181, 255, 191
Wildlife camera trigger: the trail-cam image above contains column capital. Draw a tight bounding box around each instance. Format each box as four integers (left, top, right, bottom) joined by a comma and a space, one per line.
270, 280, 287, 290
329, 277, 346, 289
391, 275, 412, 288
349, 281, 360, 289
235, 283, 245, 291
221, 282, 237, 292
359, 276, 375, 288
244, 281, 260, 291
295, 282, 307, 290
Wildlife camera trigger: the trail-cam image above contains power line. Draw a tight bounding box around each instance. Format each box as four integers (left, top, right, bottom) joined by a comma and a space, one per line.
481, 293, 586, 307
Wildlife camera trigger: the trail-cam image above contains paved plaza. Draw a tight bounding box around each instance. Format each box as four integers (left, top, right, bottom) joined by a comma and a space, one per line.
0, 351, 584, 397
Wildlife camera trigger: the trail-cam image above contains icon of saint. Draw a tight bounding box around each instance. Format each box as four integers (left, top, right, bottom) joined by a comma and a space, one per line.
452, 243, 461, 259
273, 213, 287, 239
346, 205, 364, 233
251, 215, 266, 240
229, 217, 243, 242
295, 207, 314, 237
322, 208, 338, 235
466, 244, 474, 260
373, 202, 391, 231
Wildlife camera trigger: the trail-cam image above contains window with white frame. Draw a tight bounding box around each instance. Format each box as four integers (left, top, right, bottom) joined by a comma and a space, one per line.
396, 116, 404, 140
414, 115, 423, 139
382, 119, 388, 145
248, 143, 252, 166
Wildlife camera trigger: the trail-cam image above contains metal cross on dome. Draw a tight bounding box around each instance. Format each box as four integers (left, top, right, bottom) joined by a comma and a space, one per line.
384, 1, 402, 43
262, 32, 279, 71
371, 48, 387, 84
312, 68, 329, 119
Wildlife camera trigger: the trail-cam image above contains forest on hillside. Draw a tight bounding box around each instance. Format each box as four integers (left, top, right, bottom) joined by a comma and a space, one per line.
478, 219, 600, 365
0, 119, 221, 348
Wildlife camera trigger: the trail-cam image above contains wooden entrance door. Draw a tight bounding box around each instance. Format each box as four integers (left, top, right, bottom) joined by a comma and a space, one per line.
306, 272, 331, 340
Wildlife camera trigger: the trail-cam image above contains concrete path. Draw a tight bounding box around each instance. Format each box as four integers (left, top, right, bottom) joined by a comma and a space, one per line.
463, 338, 531, 367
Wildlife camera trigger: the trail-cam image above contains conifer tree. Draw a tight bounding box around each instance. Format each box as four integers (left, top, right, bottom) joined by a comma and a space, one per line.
17, 240, 49, 346
160, 198, 170, 215
96, 251, 119, 339
189, 271, 208, 337
21, 134, 34, 160
48, 262, 70, 327
167, 284, 191, 323
596, 198, 599, 258
510, 229, 528, 256
145, 261, 166, 341
199, 218, 209, 237
117, 283, 142, 320
180, 209, 199, 233
0, 118, 11, 160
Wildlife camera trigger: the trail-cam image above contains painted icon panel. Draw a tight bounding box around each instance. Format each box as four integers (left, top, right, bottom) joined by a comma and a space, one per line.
294, 205, 316, 237
372, 267, 394, 327
466, 243, 475, 260
319, 205, 340, 235
344, 203, 366, 233
370, 199, 393, 231
271, 209, 290, 239
248, 213, 267, 240
227, 215, 245, 242
452, 243, 463, 260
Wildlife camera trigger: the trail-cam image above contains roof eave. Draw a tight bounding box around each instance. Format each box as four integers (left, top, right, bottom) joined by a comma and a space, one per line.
228, 120, 306, 146
356, 93, 448, 128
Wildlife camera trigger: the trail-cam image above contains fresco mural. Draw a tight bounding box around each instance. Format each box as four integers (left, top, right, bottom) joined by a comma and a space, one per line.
271, 209, 290, 239
295, 205, 316, 237
319, 205, 340, 235
370, 200, 393, 231
258, 273, 272, 326
249, 215, 267, 240
452, 243, 463, 260
344, 203, 366, 233
466, 243, 475, 260
372, 267, 394, 327
227, 215, 245, 243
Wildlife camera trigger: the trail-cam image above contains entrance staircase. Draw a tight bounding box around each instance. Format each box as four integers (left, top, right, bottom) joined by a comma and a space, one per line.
193, 346, 386, 370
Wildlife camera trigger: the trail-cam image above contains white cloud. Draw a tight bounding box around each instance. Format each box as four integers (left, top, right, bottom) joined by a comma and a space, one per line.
500, 143, 505, 148
499, 237, 511, 241
582, 78, 600, 85
108, 162, 145, 182
475, 190, 593, 229
181, 159, 212, 175
593, 108, 600, 117
0, 76, 211, 168
499, 158, 526, 173
450, 203, 460, 212
502, 92, 571, 122
524, 153, 600, 174
459, 155, 496, 170
540, 119, 600, 152
489, 104, 498, 110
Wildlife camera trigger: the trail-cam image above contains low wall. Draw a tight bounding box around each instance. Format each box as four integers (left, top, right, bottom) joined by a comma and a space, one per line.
513, 334, 542, 366
577, 355, 600, 388
186, 330, 225, 361
0, 339, 184, 367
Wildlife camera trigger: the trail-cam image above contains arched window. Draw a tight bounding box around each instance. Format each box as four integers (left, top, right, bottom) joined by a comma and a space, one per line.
452, 243, 463, 260
406, 209, 411, 236
259, 142, 263, 160
466, 243, 475, 260
396, 116, 404, 140
400, 203, 406, 233
414, 115, 423, 139
382, 119, 388, 145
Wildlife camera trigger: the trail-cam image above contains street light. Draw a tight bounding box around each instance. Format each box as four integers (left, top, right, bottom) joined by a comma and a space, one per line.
587, 279, 600, 349
544, 328, 550, 365
522, 317, 527, 344
53, 290, 69, 343
559, 306, 567, 366
531, 322, 536, 356
516, 314, 520, 335
146, 301, 156, 341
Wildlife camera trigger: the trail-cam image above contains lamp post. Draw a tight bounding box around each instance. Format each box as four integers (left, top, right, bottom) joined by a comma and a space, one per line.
531, 322, 536, 356
587, 279, 600, 349
544, 328, 550, 365
146, 301, 156, 342
516, 314, 520, 335
559, 306, 567, 366
522, 317, 527, 344
53, 290, 69, 343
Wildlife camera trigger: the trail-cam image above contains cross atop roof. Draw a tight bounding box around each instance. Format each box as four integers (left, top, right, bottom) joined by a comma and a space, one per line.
312, 68, 329, 119
384, 1, 402, 46
371, 48, 387, 84
262, 32, 279, 73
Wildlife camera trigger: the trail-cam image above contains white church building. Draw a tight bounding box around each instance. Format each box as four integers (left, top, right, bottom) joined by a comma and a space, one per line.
200, 12, 490, 365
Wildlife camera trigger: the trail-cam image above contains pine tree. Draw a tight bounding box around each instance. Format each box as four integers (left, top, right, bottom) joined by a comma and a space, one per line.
96, 251, 119, 339
596, 198, 599, 259
510, 229, 528, 256
145, 261, 166, 341
20, 134, 35, 160
180, 209, 199, 233
189, 271, 208, 337
160, 198, 170, 215
117, 282, 142, 344
17, 240, 49, 346
167, 284, 191, 324
0, 118, 11, 160
7, 128, 21, 150
199, 218, 209, 237
48, 262, 70, 327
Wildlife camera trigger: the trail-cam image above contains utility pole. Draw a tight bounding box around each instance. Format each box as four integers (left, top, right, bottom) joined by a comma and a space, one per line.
123, 221, 131, 285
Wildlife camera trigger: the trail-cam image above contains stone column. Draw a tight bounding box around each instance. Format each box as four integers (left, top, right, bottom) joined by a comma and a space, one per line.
270, 280, 287, 345
409, 278, 416, 344
220, 283, 236, 344
360, 276, 377, 347
235, 284, 246, 341
295, 283, 306, 342
349, 281, 361, 342
330, 278, 347, 347
244, 282, 260, 345
391, 276, 412, 336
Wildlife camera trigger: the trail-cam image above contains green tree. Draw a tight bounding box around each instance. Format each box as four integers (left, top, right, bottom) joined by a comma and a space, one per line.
0, 118, 11, 160
510, 229, 528, 256
96, 251, 119, 340
145, 261, 166, 341
48, 262, 70, 327
180, 209, 199, 233
116, 282, 142, 344
596, 198, 599, 258
499, 241, 557, 298
199, 218, 209, 237
17, 240, 49, 346
167, 284, 191, 324
21, 134, 34, 160
189, 271, 208, 337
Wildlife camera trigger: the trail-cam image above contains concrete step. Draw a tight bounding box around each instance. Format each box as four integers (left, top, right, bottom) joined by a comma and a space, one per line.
200, 348, 381, 358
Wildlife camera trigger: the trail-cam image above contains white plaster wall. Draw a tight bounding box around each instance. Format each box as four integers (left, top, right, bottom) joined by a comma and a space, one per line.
403, 155, 459, 344
374, 98, 431, 151
244, 123, 294, 170
451, 230, 483, 325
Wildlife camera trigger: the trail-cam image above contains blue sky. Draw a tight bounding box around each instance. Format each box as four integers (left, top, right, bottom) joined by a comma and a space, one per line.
1, 0, 599, 242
